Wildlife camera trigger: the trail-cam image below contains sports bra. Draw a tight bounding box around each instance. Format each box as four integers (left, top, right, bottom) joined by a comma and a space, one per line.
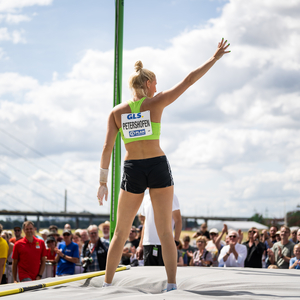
119, 97, 161, 144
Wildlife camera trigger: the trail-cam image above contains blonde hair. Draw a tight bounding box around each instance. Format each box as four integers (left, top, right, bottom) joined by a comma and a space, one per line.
294, 244, 300, 251
128, 61, 155, 97
196, 236, 208, 246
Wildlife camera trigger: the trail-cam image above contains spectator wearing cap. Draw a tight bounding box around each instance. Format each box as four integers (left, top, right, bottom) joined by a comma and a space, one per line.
45, 236, 57, 263
81, 225, 108, 273
218, 230, 247, 267
267, 226, 294, 269
49, 225, 62, 243
48, 230, 61, 248
206, 226, 227, 267
289, 229, 298, 244
12, 221, 47, 282
9, 226, 23, 244
243, 227, 266, 268
99, 221, 110, 250
39, 229, 49, 242
192, 223, 210, 240
54, 229, 79, 276
0, 223, 9, 284
275, 231, 281, 243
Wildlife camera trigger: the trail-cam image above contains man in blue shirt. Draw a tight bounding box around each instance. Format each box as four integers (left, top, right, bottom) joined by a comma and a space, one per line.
55, 229, 79, 276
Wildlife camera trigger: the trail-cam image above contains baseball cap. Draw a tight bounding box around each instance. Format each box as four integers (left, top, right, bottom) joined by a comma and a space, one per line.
63, 229, 71, 235
209, 228, 219, 234
46, 236, 56, 243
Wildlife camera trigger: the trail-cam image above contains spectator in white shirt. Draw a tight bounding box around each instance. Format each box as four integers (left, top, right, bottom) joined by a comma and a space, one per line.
218, 230, 247, 267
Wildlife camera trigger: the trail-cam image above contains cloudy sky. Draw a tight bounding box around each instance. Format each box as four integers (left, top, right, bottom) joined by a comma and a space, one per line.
0, 0, 299, 222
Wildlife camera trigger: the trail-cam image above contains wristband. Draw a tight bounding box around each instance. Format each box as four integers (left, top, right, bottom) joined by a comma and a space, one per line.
63, 254, 66, 258
37, 274, 42, 278
99, 168, 109, 183
226, 252, 230, 256
175, 240, 180, 246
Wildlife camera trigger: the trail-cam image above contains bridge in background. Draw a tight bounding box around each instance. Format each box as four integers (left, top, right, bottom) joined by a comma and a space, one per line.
0, 210, 250, 231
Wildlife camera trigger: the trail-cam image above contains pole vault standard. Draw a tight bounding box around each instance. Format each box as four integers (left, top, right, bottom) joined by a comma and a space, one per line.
110, 0, 124, 240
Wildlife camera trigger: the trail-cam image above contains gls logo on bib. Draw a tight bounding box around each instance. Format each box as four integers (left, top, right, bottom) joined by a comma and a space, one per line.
127, 113, 141, 120
121, 110, 153, 139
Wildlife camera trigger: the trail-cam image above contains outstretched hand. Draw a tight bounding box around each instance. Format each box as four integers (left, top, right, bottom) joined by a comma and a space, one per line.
97, 184, 108, 206
213, 38, 230, 60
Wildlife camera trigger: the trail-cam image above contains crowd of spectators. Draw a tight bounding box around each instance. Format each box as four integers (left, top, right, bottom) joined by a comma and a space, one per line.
0, 220, 299, 284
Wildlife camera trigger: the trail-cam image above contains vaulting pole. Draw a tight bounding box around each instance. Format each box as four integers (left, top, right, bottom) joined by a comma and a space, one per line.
110, 0, 124, 240
0, 266, 130, 297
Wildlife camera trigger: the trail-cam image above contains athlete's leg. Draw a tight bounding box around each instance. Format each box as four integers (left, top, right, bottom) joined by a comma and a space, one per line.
104, 189, 144, 284
149, 186, 177, 284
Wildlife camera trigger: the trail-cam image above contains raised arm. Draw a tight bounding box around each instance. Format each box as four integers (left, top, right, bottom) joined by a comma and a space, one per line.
97, 110, 119, 205
154, 38, 230, 108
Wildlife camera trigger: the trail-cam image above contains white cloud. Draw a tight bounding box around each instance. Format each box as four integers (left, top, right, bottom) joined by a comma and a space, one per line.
0, 47, 8, 60
0, 27, 26, 43
0, 0, 53, 13
0, 0, 299, 217
0, 13, 31, 24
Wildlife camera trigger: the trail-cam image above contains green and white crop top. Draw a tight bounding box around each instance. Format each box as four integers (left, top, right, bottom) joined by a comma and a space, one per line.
119, 97, 161, 144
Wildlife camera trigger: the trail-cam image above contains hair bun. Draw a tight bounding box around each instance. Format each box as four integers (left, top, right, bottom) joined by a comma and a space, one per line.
134, 61, 143, 72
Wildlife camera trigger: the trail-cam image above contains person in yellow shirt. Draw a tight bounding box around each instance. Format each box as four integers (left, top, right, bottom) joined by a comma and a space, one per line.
0, 224, 9, 284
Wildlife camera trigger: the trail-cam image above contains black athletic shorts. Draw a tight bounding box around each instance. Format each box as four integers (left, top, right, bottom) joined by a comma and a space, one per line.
120, 155, 174, 194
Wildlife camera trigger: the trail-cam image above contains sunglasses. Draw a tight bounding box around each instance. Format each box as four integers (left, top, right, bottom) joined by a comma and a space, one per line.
47, 241, 55, 243
229, 235, 237, 238
63, 234, 70, 237
14, 229, 21, 232
130, 230, 136, 233
90, 232, 98, 235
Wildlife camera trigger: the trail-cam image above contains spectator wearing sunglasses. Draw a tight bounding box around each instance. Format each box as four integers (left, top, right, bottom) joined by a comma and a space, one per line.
243, 227, 266, 268
218, 230, 247, 267
9, 226, 23, 244
54, 229, 79, 276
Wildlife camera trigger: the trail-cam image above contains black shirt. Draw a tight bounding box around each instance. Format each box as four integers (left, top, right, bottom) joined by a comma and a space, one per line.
243, 240, 266, 268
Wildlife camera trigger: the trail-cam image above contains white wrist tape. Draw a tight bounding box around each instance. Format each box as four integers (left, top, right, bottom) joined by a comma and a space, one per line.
99, 168, 109, 183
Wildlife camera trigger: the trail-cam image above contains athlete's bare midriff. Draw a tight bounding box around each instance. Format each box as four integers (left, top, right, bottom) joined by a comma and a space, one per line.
124, 139, 165, 160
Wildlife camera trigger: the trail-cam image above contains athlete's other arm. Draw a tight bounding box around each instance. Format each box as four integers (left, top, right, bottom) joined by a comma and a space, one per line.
154, 38, 230, 108
97, 110, 119, 204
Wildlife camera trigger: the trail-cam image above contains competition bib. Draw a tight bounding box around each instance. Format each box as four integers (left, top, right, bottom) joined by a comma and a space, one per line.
121, 111, 153, 139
